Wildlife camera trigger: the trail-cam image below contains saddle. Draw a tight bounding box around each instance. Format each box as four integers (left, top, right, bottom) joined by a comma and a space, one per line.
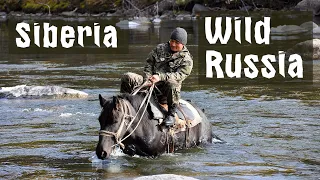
149, 99, 202, 132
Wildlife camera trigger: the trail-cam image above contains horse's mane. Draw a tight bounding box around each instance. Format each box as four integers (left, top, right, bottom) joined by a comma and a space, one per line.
117, 92, 166, 116
118, 93, 146, 111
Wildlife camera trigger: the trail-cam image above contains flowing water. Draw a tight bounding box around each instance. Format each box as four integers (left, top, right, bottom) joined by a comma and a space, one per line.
0, 16, 319, 179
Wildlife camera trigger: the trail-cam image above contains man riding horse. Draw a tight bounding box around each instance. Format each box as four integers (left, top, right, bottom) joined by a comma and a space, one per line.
120, 27, 193, 127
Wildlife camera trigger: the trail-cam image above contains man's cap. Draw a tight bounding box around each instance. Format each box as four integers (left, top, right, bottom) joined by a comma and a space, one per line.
170, 27, 187, 45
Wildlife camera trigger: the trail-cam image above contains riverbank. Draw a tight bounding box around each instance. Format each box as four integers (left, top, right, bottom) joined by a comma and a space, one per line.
0, 0, 314, 20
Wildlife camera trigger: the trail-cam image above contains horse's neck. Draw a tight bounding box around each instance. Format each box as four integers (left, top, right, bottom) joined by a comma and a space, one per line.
124, 98, 160, 135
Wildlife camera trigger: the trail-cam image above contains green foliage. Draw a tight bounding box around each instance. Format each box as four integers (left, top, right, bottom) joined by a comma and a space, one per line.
22, 2, 43, 13
0, 0, 4, 11
51, 1, 71, 12
21, 0, 71, 13
79, 1, 85, 9
81, 0, 118, 13
114, 0, 122, 6
4, 0, 22, 11
176, 0, 190, 5
0, 0, 305, 14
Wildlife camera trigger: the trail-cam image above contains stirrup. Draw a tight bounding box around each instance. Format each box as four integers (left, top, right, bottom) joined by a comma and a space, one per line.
164, 115, 175, 127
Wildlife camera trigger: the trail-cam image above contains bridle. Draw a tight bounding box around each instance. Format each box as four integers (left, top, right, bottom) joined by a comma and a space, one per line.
98, 83, 155, 149
99, 98, 132, 149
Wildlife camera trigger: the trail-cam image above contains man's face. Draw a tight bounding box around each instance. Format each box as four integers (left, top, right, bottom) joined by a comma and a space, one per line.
169, 39, 184, 52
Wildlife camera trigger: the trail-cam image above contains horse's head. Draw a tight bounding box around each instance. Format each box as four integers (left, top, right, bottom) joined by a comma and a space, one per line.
96, 94, 129, 159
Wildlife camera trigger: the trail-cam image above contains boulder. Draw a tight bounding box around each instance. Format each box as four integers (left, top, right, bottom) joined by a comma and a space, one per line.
134, 174, 198, 180
286, 39, 320, 60
157, 0, 175, 15
295, 0, 320, 16
192, 4, 210, 16
313, 27, 320, 38
0, 12, 6, 16
271, 25, 308, 35
152, 17, 162, 24
132, 16, 151, 25
116, 20, 140, 29
160, 11, 175, 19
0, 12, 7, 21
176, 13, 192, 20
300, 21, 318, 29
0, 85, 88, 98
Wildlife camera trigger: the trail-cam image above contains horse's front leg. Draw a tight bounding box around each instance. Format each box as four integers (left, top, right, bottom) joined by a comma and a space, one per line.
122, 144, 136, 156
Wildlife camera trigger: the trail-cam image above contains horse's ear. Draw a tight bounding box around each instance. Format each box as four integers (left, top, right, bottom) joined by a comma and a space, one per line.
99, 94, 106, 107
113, 96, 121, 110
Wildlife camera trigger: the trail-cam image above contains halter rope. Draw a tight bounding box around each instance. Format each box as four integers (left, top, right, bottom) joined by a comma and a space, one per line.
99, 83, 155, 149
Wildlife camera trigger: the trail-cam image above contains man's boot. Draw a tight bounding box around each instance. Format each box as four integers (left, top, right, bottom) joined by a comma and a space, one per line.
164, 103, 177, 127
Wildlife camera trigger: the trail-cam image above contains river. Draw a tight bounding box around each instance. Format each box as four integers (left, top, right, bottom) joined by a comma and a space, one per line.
0, 16, 319, 179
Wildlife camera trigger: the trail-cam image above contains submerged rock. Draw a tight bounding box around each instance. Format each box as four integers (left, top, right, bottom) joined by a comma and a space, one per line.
134, 174, 198, 180
192, 4, 210, 16
313, 27, 320, 35
286, 39, 320, 60
271, 25, 309, 35
132, 16, 151, 25
295, 0, 320, 16
152, 17, 162, 24
300, 21, 318, 29
175, 13, 192, 20
116, 20, 141, 29
0, 12, 7, 21
0, 85, 88, 99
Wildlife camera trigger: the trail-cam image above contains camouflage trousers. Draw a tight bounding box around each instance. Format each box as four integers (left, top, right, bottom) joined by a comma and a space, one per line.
120, 72, 181, 105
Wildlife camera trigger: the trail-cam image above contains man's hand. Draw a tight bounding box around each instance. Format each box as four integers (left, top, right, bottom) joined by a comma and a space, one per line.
149, 74, 160, 84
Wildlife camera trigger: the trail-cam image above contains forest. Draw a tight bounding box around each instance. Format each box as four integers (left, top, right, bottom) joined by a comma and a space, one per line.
0, 0, 309, 17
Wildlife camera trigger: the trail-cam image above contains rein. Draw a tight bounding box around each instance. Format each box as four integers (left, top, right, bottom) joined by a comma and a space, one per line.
99, 83, 155, 149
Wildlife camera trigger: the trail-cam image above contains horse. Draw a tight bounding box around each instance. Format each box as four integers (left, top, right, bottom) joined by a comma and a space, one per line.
95, 91, 214, 159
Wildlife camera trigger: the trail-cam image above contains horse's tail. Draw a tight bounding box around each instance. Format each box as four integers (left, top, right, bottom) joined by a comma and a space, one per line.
198, 109, 226, 144
187, 100, 226, 144
211, 132, 226, 144
185, 100, 212, 143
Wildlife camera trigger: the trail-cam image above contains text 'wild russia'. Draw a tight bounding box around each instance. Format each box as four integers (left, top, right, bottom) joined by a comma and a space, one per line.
15, 22, 117, 48
205, 17, 303, 79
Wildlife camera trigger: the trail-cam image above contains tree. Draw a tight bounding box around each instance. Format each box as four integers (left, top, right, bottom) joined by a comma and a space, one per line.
35, 0, 54, 15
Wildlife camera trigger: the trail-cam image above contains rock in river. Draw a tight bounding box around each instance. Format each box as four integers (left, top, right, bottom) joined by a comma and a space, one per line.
286, 39, 320, 60
0, 85, 88, 99
134, 174, 198, 180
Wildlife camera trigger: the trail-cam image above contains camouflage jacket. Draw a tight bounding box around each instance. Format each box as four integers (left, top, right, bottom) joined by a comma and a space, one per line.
144, 42, 193, 86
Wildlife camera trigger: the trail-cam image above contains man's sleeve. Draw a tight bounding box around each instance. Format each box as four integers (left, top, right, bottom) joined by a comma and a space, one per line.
158, 54, 193, 82
143, 50, 155, 80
